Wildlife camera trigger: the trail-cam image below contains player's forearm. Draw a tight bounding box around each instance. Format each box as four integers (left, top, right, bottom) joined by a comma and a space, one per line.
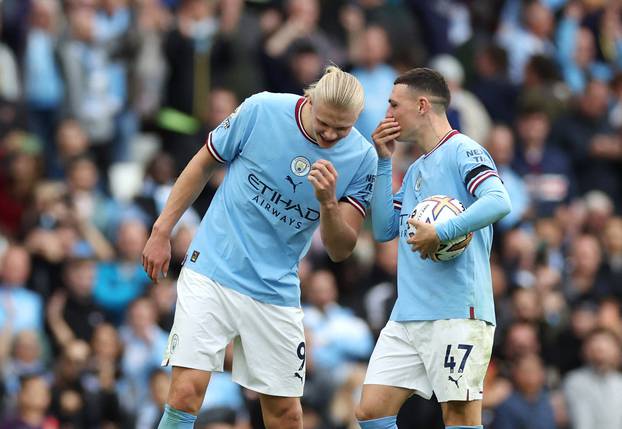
435, 178, 512, 242
153, 148, 216, 237
319, 201, 358, 262
371, 158, 399, 241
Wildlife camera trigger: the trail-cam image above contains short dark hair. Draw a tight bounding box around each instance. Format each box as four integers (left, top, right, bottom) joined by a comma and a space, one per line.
394, 68, 451, 111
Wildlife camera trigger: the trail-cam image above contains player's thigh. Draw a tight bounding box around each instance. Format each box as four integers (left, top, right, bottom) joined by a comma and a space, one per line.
259, 394, 302, 429
162, 268, 238, 372
364, 321, 434, 400
357, 384, 413, 420
414, 319, 494, 403
167, 366, 212, 413
441, 400, 483, 426
232, 297, 306, 397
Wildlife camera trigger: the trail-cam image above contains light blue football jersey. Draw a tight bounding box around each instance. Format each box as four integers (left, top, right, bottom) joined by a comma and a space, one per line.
389, 130, 500, 325
184, 92, 377, 307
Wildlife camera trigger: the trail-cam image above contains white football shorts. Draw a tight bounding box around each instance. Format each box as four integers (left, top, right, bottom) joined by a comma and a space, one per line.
364, 319, 494, 402
162, 267, 306, 397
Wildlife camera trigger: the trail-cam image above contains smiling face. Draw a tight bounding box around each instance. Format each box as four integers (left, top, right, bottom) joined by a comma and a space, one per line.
309, 99, 359, 148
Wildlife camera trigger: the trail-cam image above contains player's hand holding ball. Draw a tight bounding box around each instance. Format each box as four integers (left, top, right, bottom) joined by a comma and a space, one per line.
407, 218, 441, 261
372, 117, 401, 158
308, 159, 338, 205
407, 195, 473, 262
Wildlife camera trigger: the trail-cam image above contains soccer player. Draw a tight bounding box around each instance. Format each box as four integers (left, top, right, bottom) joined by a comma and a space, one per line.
141, 66, 377, 429
355, 68, 511, 429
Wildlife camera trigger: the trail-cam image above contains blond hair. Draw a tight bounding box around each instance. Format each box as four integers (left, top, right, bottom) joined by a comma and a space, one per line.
304, 66, 365, 113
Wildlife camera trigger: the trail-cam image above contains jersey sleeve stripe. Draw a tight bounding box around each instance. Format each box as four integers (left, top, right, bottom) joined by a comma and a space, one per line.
342, 196, 366, 218
464, 165, 493, 187
467, 171, 499, 195
205, 132, 226, 164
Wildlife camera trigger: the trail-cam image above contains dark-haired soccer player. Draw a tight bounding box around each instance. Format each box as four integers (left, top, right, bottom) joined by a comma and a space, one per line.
356, 68, 511, 429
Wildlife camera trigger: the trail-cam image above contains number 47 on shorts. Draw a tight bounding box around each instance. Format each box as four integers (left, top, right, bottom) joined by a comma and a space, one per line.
444, 344, 473, 374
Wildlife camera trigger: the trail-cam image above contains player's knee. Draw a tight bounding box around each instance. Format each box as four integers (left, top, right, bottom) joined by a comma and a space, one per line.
167, 380, 204, 414
355, 403, 381, 422
265, 401, 302, 429
442, 400, 480, 425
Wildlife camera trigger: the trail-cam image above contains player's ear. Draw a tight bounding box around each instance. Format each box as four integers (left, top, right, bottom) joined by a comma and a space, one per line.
418, 97, 426, 115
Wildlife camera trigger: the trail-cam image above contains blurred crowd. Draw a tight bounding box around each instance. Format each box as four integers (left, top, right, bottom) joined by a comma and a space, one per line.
0, 0, 622, 428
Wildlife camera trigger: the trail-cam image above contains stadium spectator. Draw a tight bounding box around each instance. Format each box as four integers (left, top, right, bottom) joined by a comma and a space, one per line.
136, 369, 170, 429
470, 43, 519, 124
519, 54, 570, 122
362, 240, 398, 337
149, 278, 176, 332
551, 302, 599, 376
563, 234, 610, 305
350, 25, 397, 141
118, 297, 169, 414
601, 217, 622, 300
46, 248, 105, 348
65, 155, 120, 238
0, 132, 44, 237
512, 104, 575, 217
48, 339, 92, 427
304, 269, 373, 374
93, 218, 151, 323
0, 374, 57, 429
486, 124, 530, 230
0, 330, 48, 410
0, 245, 43, 334
24, 0, 63, 152
497, 0, 556, 83
563, 328, 622, 429
430, 53, 492, 143
555, 1, 616, 94
159, 0, 241, 170
47, 119, 90, 180
493, 353, 557, 429
552, 79, 622, 206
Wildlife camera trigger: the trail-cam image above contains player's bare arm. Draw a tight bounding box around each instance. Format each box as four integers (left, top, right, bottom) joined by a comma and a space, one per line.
407, 218, 440, 261
308, 159, 363, 262
142, 145, 219, 282
371, 117, 401, 158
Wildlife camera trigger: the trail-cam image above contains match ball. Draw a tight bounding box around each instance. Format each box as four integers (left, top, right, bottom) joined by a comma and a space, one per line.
408, 195, 473, 261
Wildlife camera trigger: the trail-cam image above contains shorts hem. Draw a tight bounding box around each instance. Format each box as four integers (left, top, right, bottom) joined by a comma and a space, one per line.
362, 381, 432, 400
162, 357, 224, 373
233, 377, 303, 398
436, 391, 483, 403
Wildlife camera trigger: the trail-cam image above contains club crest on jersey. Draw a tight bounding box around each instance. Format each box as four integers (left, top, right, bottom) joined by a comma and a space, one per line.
415, 173, 423, 191
291, 156, 311, 176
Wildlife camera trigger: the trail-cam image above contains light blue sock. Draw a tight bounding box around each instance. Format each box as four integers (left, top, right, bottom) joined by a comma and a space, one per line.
358, 415, 398, 429
445, 426, 483, 429
158, 404, 197, 428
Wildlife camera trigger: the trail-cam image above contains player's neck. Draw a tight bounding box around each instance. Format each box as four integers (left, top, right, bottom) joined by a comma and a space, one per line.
418, 116, 453, 155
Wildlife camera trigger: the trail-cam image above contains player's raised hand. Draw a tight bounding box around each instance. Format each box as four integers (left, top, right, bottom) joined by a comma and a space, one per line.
308, 159, 338, 204
407, 218, 440, 261
372, 117, 401, 158
142, 231, 171, 283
